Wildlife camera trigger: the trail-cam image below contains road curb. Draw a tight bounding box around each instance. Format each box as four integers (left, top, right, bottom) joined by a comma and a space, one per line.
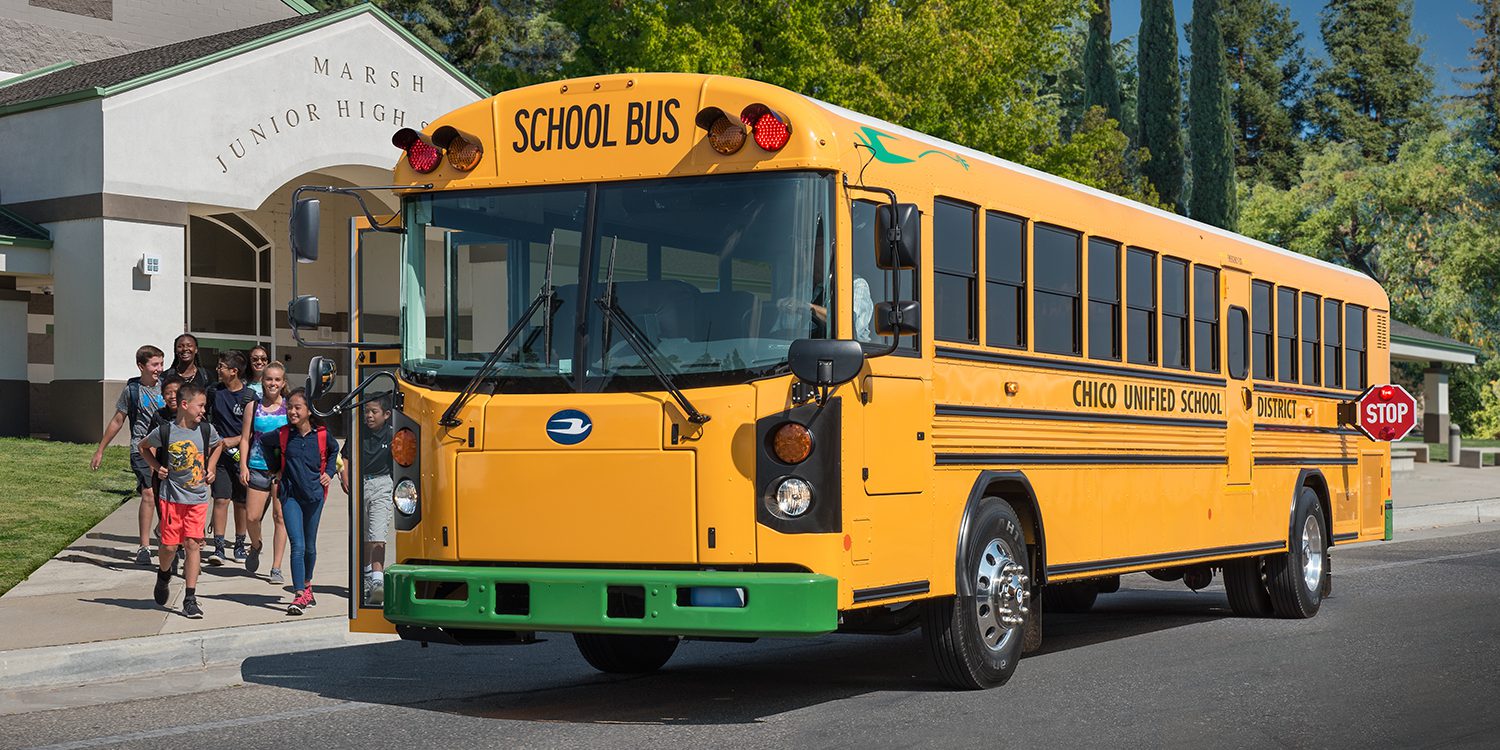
0, 617, 390, 691
1393, 497, 1500, 533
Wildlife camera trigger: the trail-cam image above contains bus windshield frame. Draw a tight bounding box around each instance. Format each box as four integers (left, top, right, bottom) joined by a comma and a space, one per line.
399, 170, 836, 393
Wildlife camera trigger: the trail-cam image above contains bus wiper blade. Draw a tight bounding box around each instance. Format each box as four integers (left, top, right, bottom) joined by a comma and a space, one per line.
439, 231, 558, 427
593, 297, 711, 424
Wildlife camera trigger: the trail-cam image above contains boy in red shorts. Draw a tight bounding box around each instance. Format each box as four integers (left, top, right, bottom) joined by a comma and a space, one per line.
140, 383, 222, 619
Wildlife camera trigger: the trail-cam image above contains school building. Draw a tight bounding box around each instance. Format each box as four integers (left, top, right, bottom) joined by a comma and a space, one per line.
0, 1, 482, 441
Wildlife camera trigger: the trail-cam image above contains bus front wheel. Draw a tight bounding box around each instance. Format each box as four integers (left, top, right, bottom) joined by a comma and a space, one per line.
923, 499, 1031, 690
1264, 487, 1327, 619
1222, 556, 1274, 617
573, 633, 679, 674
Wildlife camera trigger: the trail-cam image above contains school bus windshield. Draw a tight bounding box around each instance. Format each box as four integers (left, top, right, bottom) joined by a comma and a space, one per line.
399, 171, 834, 392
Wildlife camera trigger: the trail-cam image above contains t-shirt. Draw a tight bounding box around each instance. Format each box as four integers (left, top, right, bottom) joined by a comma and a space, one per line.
208, 383, 259, 464
346, 422, 393, 477
247, 381, 264, 398
114, 380, 164, 456
165, 365, 212, 390
246, 400, 288, 471
261, 427, 339, 502
141, 421, 222, 505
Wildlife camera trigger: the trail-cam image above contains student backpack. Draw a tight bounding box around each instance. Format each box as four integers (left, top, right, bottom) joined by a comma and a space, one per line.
277, 424, 330, 497
153, 419, 214, 489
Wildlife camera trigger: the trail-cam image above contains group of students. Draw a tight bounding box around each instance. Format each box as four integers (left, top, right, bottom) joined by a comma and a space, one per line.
90, 334, 339, 619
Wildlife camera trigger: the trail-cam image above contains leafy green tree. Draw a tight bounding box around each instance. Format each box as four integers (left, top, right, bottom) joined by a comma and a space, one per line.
1035, 107, 1164, 207
1138, 0, 1184, 211
1188, 0, 1237, 229
1221, 0, 1309, 188
1083, 1, 1123, 124
1462, 0, 1500, 155
1308, 0, 1436, 161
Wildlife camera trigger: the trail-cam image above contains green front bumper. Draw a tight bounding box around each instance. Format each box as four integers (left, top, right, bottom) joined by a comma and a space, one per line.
383, 564, 839, 638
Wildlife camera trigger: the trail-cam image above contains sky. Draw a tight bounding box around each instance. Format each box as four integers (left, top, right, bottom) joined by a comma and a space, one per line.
1112, 0, 1482, 98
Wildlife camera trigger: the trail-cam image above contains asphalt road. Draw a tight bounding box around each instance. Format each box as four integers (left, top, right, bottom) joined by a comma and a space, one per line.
5, 526, 1499, 749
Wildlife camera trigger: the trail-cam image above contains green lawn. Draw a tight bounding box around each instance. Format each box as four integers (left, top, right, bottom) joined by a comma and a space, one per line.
1400, 437, 1500, 463
0, 438, 136, 596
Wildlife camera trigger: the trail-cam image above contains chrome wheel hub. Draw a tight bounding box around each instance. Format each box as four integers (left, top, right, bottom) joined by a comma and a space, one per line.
974, 539, 1030, 651
1301, 514, 1325, 593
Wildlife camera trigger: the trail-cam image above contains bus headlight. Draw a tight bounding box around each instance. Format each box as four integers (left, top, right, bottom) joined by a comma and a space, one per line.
393, 478, 419, 515
774, 477, 813, 517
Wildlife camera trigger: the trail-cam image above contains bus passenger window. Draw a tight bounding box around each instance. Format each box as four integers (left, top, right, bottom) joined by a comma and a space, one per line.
1252, 281, 1273, 379
1087, 238, 1121, 361
1301, 292, 1321, 386
1346, 305, 1367, 389
1277, 286, 1298, 382
1162, 258, 1189, 369
1324, 299, 1343, 387
1033, 225, 1082, 356
1126, 248, 1157, 365
985, 212, 1026, 349
934, 198, 978, 343
1193, 266, 1219, 373
852, 200, 916, 352
1227, 307, 1249, 380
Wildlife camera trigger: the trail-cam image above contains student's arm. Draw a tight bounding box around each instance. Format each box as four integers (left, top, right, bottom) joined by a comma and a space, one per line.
319, 436, 340, 488
90, 411, 127, 470
240, 408, 256, 483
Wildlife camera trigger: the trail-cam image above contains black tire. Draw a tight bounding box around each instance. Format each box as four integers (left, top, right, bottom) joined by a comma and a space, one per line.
1096, 575, 1121, 594
573, 633, 679, 674
1044, 582, 1098, 613
923, 499, 1031, 690
1222, 556, 1274, 617
1265, 487, 1327, 619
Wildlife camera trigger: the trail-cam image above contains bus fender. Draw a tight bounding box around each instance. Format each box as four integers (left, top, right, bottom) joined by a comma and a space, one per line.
954, 471, 1048, 589
1290, 468, 1333, 546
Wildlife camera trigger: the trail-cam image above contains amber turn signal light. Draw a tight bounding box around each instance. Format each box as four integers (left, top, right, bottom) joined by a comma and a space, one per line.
432, 125, 483, 172
695, 106, 746, 155
772, 422, 813, 464
391, 427, 418, 467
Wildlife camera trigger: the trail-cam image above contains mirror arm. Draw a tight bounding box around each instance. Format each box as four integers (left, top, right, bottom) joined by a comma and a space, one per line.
841, 176, 905, 358
311, 369, 404, 419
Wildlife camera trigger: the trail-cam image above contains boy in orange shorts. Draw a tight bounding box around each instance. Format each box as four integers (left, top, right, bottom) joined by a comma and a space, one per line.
140, 382, 222, 619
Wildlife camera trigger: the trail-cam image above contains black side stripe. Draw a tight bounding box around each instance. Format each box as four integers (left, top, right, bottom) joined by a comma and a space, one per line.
936, 404, 1227, 430
1048, 541, 1285, 577
1332, 532, 1360, 544
935, 346, 1228, 388
851, 580, 931, 603
1254, 456, 1358, 466
1253, 381, 1363, 400
937, 453, 1228, 466
1255, 424, 1363, 436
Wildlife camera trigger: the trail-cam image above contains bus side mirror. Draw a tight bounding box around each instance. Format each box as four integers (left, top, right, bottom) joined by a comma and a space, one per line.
292, 198, 320, 263
788, 339, 865, 387
874, 203, 920, 270
875, 300, 920, 337
306, 355, 336, 400
288, 295, 321, 330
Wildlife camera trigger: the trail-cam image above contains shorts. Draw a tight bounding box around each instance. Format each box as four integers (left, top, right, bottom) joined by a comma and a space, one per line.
130, 453, 154, 492
211, 457, 247, 503
159, 501, 209, 546
363, 474, 395, 540
245, 466, 274, 492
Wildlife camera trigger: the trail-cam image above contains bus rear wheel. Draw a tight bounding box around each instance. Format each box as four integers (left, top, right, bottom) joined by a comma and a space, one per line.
573, 633, 679, 674
1265, 487, 1327, 619
923, 499, 1031, 690
1222, 556, 1274, 617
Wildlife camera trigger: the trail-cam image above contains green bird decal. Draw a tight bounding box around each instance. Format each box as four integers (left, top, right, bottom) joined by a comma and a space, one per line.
854, 127, 970, 170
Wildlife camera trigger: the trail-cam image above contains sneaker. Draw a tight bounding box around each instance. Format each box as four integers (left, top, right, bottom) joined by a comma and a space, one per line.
287, 587, 313, 616
182, 596, 203, 619
232, 537, 247, 562
153, 574, 170, 606
268, 568, 285, 586
135, 546, 153, 566
245, 541, 262, 575
366, 575, 384, 606
207, 540, 225, 566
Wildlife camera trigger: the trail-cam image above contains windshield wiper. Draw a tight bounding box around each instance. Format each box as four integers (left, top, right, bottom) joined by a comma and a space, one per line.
439, 231, 559, 427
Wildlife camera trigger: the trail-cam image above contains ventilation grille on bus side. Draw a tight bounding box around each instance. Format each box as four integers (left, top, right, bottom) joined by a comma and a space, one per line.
1375, 312, 1389, 349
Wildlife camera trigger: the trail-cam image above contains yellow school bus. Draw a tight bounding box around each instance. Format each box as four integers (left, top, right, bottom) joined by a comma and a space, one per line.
287, 73, 1391, 689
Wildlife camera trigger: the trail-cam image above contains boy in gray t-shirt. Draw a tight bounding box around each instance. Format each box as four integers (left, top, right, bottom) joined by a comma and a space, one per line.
140, 383, 221, 619
92, 345, 166, 566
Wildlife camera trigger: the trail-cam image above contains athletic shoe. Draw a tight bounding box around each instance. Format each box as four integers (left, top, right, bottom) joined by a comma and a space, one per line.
135, 546, 153, 566
287, 587, 313, 616
268, 568, 285, 586
207, 540, 225, 566
367, 575, 384, 606
153, 574, 170, 606
232, 537, 247, 562
245, 541, 262, 575
182, 596, 203, 619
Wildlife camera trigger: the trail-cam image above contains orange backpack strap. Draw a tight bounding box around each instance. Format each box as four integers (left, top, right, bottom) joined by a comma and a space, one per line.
316, 426, 329, 497
277, 425, 291, 473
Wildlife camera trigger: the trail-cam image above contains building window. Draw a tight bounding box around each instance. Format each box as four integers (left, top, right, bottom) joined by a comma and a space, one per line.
1162, 257, 1189, 369
187, 214, 274, 356
1087, 238, 1121, 360
985, 212, 1026, 349
1126, 248, 1157, 365
1193, 265, 1220, 373
1301, 292, 1321, 386
1252, 280, 1273, 379
1033, 224, 1081, 355
1346, 305, 1367, 389
1324, 299, 1343, 388
934, 198, 977, 343
1277, 286, 1298, 382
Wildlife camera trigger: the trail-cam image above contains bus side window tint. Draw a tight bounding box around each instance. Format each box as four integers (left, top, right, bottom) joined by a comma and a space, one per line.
1126, 248, 1157, 365
852, 200, 916, 352
1227, 306, 1249, 380
985, 212, 1026, 349
1162, 258, 1189, 369
1252, 280, 1273, 379
1087, 238, 1121, 361
1324, 298, 1342, 388
934, 198, 978, 343
1277, 286, 1298, 383
1346, 305, 1366, 389
1193, 265, 1219, 373
1033, 224, 1082, 356
1301, 292, 1321, 386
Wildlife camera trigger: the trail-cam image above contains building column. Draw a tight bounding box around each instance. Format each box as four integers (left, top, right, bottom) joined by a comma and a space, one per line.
0, 283, 29, 436
1424, 365, 1449, 443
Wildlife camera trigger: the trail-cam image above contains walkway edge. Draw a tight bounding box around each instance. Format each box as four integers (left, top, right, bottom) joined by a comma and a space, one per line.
1395, 497, 1500, 532
0, 617, 389, 690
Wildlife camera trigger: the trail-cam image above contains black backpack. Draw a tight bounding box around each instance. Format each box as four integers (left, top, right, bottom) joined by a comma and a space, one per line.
151, 419, 213, 488
124, 377, 162, 432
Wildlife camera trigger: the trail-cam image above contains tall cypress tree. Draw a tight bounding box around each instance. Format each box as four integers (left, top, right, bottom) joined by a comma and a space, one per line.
1310, 0, 1435, 161
1221, 0, 1310, 189
1189, 0, 1237, 229
1463, 0, 1500, 155
1083, 1, 1123, 124
1138, 0, 1184, 211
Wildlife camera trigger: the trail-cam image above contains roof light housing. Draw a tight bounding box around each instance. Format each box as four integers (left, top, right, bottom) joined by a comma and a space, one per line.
431, 125, 484, 172
392, 127, 442, 174
740, 103, 792, 151
695, 106, 746, 155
